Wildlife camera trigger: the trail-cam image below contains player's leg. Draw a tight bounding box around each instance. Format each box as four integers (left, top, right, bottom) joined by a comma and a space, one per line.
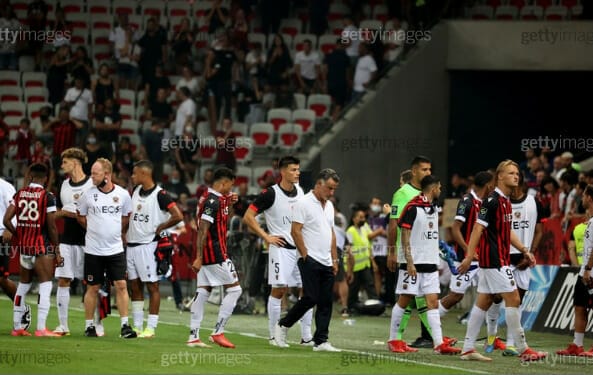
388, 268, 419, 353
210, 259, 242, 348
54, 244, 74, 334
289, 250, 313, 345
107, 253, 136, 338
461, 269, 494, 360
12, 258, 33, 336
505, 268, 530, 350
83, 254, 104, 337
0, 243, 16, 299
267, 247, 288, 343
372, 256, 384, 298
484, 294, 506, 353
347, 270, 361, 310
187, 267, 212, 347
311, 262, 336, 350
33, 253, 60, 336
127, 246, 145, 333
557, 278, 589, 356
141, 243, 161, 337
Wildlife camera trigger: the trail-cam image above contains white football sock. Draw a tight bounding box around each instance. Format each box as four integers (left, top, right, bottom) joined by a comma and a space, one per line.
13, 283, 31, 330
132, 301, 144, 331
506, 307, 527, 353
389, 304, 406, 341
462, 306, 486, 353
267, 296, 282, 339
190, 288, 210, 337
57, 286, 70, 330
427, 309, 443, 346
147, 314, 159, 330
213, 286, 242, 335
438, 300, 449, 317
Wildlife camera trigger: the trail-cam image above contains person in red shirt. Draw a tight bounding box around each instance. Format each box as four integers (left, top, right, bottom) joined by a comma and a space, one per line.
16, 119, 33, 166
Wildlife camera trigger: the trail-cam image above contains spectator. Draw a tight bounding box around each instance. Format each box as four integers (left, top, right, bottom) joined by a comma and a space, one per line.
171, 18, 194, 74
525, 156, 544, 190
174, 125, 200, 182
448, 172, 468, 198
50, 107, 80, 162
559, 168, 579, 224
47, 45, 71, 108
551, 155, 564, 182
351, 43, 377, 104
205, 30, 237, 135
322, 39, 351, 122
214, 118, 237, 172
174, 87, 196, 138
144, 64, 171, 109
162, 168, 191, 202
92, 63, 119, 113
138, 17, 168, 85
196, 168, 214, 198
176, 65, 200, 97
309, 0, 329, 36
147, 88, 174, 128
562, 151, 582, 173
539, 176, 561, 219
256, 157, 280, 189
63, 77, 94, 146
117, 26, 142, 90
52, 7, 72, 45
32, 105, 54, 143
26, 0, 48, 69
266, 34, 292, 95
140, 123, 166, 181
0, 7, 20, 70
82, 131, 111, 174
115, 136, 134, 177
245, 42, 267, 100
342, 15, 360, 66
94, 98, 122, 150
16, 118, 33, 173
384, 19, 406, 63
206, 0, 229, 34
294, 39, 321, 95
230, 8, 248, 52
69, 46, 94, 89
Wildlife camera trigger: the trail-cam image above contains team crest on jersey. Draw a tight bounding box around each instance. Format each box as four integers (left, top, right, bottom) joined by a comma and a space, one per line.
87, 275, 93, 282
514, 211, 521, 219
137, 204, 142, 210
428, 221, 434, 229
93, 193, 98, 202
391, 205, 398, 216
73, 193, 80, 200
480, 207, 487, 216
204, 207, 213, 215
510, 280, 515, 286
209, 198, 215, 204
113, 196, 119, 203
402, 283, 408, 290
457, 203, 466, 215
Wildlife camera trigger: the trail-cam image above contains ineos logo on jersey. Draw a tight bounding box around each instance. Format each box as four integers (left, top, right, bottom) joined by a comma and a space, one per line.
282, 216, 292, 225
92, 205, 122, 214
422, 231, 439, 240
512, 220, 530, 230
132, 213, 150, 222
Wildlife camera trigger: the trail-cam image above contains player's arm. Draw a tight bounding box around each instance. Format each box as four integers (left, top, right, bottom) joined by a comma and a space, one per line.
510, 230, 535, 265
3, 203, 16, 237
568, 230, 579, 266
155, 192, 183, 234
122, 215, 130, 243
291, 221, 307, 259
451, 220, 467, 253
76, 194, 88, 229
451, 198, 470, 252
367, 226, 385, 241
331, 228, 338, 275
582, 224, 593, 285
531, 199, 545, 254
387, 218, 398, 270
76, 214, 87, 229
458, 223, 485, 274
191, 220, 210, 273
401, 227, 415, 277
345, 243, 354, 283
242, 189, 286, 247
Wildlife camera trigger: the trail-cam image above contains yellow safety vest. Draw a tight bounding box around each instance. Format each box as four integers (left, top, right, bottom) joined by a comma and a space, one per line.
347, 224, 372, 272
574, 222, 587, 265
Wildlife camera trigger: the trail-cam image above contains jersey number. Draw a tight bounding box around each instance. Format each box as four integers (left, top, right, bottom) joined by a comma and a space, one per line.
227, 260, 235, 274
403, 273, 417, 285
456, 273, 470, 282
18, 200, 40, 221
505, 268, 514, 280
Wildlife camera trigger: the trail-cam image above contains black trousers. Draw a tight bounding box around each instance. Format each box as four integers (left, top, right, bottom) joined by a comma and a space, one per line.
279, 256, 334, 345
347, 267, 378, 309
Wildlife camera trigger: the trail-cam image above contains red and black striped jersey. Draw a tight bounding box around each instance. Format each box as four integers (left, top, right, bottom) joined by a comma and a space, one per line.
51, 120, 77, 155
13, 184, 57, 255
476, 187, 513, 269
196, 188, 230, 265
453, 190, 482, 260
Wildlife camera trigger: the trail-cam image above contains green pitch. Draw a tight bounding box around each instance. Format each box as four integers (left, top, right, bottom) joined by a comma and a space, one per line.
0, 295, 590, 374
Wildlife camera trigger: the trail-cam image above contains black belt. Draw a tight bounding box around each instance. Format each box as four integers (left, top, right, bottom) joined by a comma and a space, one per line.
127, 242, 153, 248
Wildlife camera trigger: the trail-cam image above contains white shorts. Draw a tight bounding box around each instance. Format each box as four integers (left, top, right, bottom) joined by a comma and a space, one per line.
268, 246, 302, 287
510, 265, 531, 291
197, 259, 239, 287
396, 269, 440, 296
449, 262, 480, 294
477, 266, 517, 294
126, 242, 159, 283
54, 244, 84, 280
20, 254, 36, 270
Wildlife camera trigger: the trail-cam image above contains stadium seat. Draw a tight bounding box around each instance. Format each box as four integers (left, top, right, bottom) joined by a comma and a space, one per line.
291, 109, 316, 135
27, 102, 51, 118
470, 5, 494, 19
169, 16, 187, 32
128, 15, 143, 31
0, 87, 23, 102
194, 2, 211, 18
360, 19, 383, 31
1, 102, 26, 117
92, 44, 112, 64
248, 33, 267, 49
318, 34, 337, 55
114, 1, 135, 15
118, 89, 136, 107
24, 88, 48, 103
168, 1, 192, 17
328, 3, 350, 21
60, 0, 83, 14
18, 56, 35, 72
328, 20, 343, 36
267, 108, 291, 132
88, 0, 111, 14
249, 122, 275, 149
373, 4, 389, 23
520, 5, 544, 19
4, 116, 21, 128
120, 105, 136, 120
197, 136, 218, 163
307, 94, 331, 119
120, 119, 138, 135
294, 34, 317, 51
0, 71, 20, 87
68, 13, 89, 31
280, 18, 302, 38
234, 137, 253, 165
495, 5, 519, 19
231, 122, 248, 137
535, 0, 554, 8
293, 93, 306, 110
21, 72, 47, 88
277, 124, 303, 152
70, 29, 88, 45
508, 0, 527, 9
141, 0, 165, 17
560, 0, 580, 7
545, 5, 568, 20
234, 166, 252, 186
279, 33, 294, 50
126, 134, 141, 153
92, 14, 113, 30
570, 4, 583, 18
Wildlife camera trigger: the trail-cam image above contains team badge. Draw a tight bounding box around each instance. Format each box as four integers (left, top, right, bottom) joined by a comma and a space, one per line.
428, 221, 434, 229
403, 283, 408, 290
514, 211, 521, 219
73, 193, 80, 200
113, 196, 119, 203
391, 205, 398, 216
510, 280, 515, 286
87, 275, 93, 282
456, 281, 461, 287
209, 198, 215, 204
137, 204, 142, 210
93, 193, 98, 202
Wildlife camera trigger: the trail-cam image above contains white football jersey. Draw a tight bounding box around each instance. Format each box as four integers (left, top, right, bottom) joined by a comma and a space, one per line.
127, 185, 171, 244
510, 195, 540, 255
263, 184, 304, 247
0, 178, 16, 235
579, 217, 593, 277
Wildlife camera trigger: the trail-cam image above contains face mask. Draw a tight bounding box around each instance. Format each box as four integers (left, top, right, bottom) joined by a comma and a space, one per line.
356, 220, 365, 227
370, 204, 381, 214
171, 178, 180, 184
87, 137, 97, 145
185, 126, 193, 134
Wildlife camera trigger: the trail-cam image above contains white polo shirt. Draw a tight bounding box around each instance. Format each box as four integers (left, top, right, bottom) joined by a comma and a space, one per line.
64, 87, 93, 121
174, 98, 196, 137
0, 178, 15, 235
294, 50, 320, 81
291, 191, 335, 267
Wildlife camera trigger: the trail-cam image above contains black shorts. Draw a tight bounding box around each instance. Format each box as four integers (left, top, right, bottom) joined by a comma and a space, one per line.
0, 240, 11, 277
374, 256, 387, 273
335, 248, 346, 282
84, 252, 127, 285
573, 276, 593, 308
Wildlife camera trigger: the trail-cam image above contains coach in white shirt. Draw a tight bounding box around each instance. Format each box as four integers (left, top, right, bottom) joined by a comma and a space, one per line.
274, 169, 342, 352
77, 158, 136, 339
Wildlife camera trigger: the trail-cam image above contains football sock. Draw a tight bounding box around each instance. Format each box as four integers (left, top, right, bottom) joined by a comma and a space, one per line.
37, 281, 52, 331
213, 286, 241, 335
57, 286, 70, 330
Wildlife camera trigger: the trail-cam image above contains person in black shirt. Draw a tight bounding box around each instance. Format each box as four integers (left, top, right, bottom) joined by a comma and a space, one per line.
206, 0, 229, 34
70, 46, 94, 89
94, 98, 122, 149
144, 65, 171, 109
162, 168, 191, 201
141, 123, 166, 182
147, 88, 173, 127
138, 17, 168, 84
82, 131, 111, 175
322, 39, 351, 122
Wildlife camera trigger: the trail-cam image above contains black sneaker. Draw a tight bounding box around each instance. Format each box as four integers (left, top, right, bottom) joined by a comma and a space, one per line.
409, 337, 433, 348
120, 324, 137, 339
85, 325, 98, 337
